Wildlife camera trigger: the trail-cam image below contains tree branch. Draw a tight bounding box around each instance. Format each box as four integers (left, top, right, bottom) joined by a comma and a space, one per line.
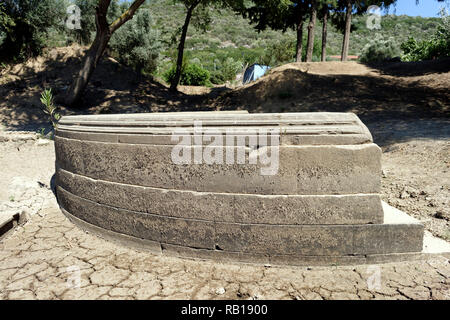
109, 0, 146, 34
95, 0, 112, 33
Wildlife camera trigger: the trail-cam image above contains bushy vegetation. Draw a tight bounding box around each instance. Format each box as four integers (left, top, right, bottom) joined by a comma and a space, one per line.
109, 9, 161, 75
360, 35, 401, 63
164, 63, 211, 86
150, 0, 443, 83
210, 57, 244, 84
400, 9, 450, 62
0, 0, 66, 62
0, 0, 447, 86
261, 39, 296, 66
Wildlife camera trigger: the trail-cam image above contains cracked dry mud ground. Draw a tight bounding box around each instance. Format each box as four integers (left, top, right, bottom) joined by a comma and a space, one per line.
0, 206, 449, 300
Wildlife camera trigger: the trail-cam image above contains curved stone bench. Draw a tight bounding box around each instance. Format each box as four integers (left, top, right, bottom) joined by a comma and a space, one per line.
55, 112, 424, 265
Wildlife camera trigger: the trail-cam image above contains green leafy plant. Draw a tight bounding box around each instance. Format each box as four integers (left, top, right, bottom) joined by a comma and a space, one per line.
36, 127, 46, 139
400, 8, 450, 62
0, 0, 66, 62
360, 35, 401, 63
40, 88, 60, 130
210, 57, 243, 84
164, 63, 211, 86
261, 39, 296, 66
109, 9, 162, 75
63, 0, 127, 46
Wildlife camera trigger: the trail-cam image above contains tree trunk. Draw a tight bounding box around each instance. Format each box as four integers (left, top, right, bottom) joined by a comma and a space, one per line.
61, 0, 145, 107
341, 0, 352, 62
295, 9, 304, 62
321, 8, 328, 62
170, 3, 197, 92
63, 3, 111, 106
63, 31, 110, 107
305, 0, 317, 62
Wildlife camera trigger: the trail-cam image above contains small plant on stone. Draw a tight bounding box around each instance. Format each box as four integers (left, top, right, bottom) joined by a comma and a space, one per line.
36, 127, 46, 139
40, 88, 61, 131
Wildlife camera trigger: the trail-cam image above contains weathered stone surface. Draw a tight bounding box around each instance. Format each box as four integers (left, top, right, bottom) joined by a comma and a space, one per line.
56, 112, 373, 146
56, 169, 383, 225
57, 187, 215, 250
58, 186, 423, 256
57, 112, 369, 137
52, 111, 429, 263
213, 221, 423, 256
57, 130, 373, 146
55, 138, 381, 195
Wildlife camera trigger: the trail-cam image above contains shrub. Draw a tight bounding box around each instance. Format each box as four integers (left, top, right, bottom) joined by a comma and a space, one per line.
164, 63, 211, 86
109, 9, 161, 75
360, 35, 401, 63
40, 88, 60, 130
210, 71, 226, 84
224, 57, 243, 81
0, 0, 66, 62
261, 39, 296, 66
401, 8, 450, 62
401, 36, 449, 62
209, 57, 243, 84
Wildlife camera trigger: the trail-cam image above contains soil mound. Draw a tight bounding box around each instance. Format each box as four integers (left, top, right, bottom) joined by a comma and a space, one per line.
0, 45, 208, 131
210, 60, 449, 121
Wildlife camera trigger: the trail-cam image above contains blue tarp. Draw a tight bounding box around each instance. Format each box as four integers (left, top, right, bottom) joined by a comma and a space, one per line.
243, 64, 270, 84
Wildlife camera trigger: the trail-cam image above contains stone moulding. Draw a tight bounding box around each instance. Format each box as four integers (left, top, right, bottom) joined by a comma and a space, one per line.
54, 111, 429, 265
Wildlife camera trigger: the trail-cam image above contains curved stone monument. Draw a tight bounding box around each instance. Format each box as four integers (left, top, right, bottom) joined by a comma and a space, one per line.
55, 111, 426, 265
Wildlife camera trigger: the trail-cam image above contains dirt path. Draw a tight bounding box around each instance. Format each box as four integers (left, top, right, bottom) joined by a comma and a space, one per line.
366, 119, 450, 241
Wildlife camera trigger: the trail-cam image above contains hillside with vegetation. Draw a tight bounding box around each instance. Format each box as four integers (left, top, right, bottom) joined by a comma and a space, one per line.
147, 0, 443, 82
0, 0, 447, 87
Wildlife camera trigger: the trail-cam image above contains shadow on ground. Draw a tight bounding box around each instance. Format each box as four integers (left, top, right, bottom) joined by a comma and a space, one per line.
0, 46, 216, 132
362, 57, 450, 77
1, 47, 448, 146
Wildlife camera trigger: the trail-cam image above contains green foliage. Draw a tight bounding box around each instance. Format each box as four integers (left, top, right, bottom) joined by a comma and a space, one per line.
401, 8, 450, 61
210, 57, 243, 84
0, 2, 14, 46
261, 38, 296, 66
360, 34, 401, 63
243, 0, 299, 33
109, 9, 161, 75
40, 88, 60, 129
149, 1, 441, 84
260, 35, 323, 65
66, 0, 126, 45
164, 63, 211, 86
0, 0, 66, 62
0, 31, 5, 48
191, 2, 213, 32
